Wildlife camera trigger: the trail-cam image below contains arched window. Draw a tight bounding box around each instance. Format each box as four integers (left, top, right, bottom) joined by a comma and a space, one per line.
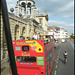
34, 29, 35, 33
22, 27, 25, 36
15, 25, 19, 40
29, 29, 31, 36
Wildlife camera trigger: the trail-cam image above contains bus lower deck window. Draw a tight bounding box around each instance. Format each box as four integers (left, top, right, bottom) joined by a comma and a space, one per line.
17, 56, 36, 62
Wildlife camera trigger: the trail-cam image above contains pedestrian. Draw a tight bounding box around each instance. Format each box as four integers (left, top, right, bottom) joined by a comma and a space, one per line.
32, 32, 38, 40
18, 35, 24, 40
7, 55, 9, 62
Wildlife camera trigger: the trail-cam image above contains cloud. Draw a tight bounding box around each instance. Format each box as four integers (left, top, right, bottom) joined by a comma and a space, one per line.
6, 0, 17, 2
6, 0, 74, 18
6, 0, 17, 11
34, 0, 74, 18
48, 20, 74, 33
48, 20, 74, 26
6, 0, 74, 33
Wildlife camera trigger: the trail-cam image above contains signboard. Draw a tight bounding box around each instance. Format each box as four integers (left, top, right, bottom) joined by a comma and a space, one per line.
15, 47, 21, 51
37, 57, 44, 65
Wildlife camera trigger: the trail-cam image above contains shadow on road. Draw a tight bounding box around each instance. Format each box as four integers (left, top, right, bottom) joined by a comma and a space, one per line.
59, 58, 64, 64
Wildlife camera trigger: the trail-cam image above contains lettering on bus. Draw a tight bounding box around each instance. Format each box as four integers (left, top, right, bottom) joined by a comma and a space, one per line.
37, 57, 44, 65
22, 53, 30, 56
16, 42, 34, 45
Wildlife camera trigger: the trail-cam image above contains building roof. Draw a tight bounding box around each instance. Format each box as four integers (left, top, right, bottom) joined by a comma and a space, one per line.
36, 14, 48, 21
29, 18, 39, 24
55, 26, 60, 31
19, 0, 35, 4
48, 25, 60, 31
60, 28, 67, 32
48, 25, 56, 31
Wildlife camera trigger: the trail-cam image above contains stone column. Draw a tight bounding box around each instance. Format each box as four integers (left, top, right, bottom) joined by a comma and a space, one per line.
19, 24, 22, 38
19, 6, 21, 15
15, 6, 18, 16
26, 23, 30, 37
1, 16, 3, 61
25, 3, 28, 18
31, 7, 34, 18
10, 20, 16, 40
30, 22, 34, 37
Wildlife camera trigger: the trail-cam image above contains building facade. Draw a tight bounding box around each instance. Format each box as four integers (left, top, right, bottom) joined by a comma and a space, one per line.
1, 0, 48, 61
48, 25, 70, 40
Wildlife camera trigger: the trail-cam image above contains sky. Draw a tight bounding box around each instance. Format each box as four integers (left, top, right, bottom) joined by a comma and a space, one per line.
6, 0, 74, 34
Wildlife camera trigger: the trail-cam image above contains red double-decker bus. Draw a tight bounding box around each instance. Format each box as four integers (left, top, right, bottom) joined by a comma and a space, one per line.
12, 37, 55, 75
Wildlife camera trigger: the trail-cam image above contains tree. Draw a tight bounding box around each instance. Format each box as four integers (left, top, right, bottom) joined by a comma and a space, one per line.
70, 34, 75, 39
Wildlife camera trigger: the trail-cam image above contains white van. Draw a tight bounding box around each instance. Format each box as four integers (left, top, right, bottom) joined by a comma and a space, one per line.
62, 39, 65, 43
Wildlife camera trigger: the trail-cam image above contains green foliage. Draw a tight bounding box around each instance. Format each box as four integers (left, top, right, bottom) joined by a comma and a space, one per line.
70, 34, 75, 39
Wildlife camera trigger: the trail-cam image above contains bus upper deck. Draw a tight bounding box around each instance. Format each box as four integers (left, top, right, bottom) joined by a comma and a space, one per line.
12, 35, 55, 75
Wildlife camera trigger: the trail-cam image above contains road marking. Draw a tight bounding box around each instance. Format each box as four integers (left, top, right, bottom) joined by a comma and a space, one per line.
55, 60, 57, 62
54, 70, 56, 75
54, 46, 61, 75
55, 65, 57, 69
56, 61, 58, 63
57, 56, 59, 58
55, 60, 58, 63
57, 58, 58, 60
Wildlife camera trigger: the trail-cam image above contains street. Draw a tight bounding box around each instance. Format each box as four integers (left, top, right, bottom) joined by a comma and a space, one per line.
1, 40, 74, 75
51, 40, 74, 75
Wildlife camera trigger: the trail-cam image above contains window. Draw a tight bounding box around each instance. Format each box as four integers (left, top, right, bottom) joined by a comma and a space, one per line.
17, 56, 36, 62
39, 18, 42, 24
22, 46, 29, 51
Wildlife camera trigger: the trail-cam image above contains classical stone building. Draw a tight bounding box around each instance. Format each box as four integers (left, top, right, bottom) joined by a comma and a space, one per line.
1, 0, 48, 61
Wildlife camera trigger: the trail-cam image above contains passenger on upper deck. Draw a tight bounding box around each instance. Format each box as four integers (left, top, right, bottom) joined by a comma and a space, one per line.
39, 35, 43, 40
32, 32, 38, 40
26, 37, 29, 40
18, 35, 24, 40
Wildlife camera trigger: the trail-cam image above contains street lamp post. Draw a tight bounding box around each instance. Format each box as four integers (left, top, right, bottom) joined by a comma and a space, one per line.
1, 0, 18, 75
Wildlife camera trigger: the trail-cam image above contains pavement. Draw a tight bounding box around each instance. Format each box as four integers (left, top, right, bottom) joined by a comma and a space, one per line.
1, 58, 11, 75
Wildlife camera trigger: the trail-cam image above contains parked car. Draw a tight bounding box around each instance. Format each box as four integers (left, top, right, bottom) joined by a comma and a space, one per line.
62, 39, 65, 43
70, 38, 72, 40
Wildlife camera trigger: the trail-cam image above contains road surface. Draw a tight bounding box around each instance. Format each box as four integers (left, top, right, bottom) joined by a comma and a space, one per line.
51, 40, 74, 75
